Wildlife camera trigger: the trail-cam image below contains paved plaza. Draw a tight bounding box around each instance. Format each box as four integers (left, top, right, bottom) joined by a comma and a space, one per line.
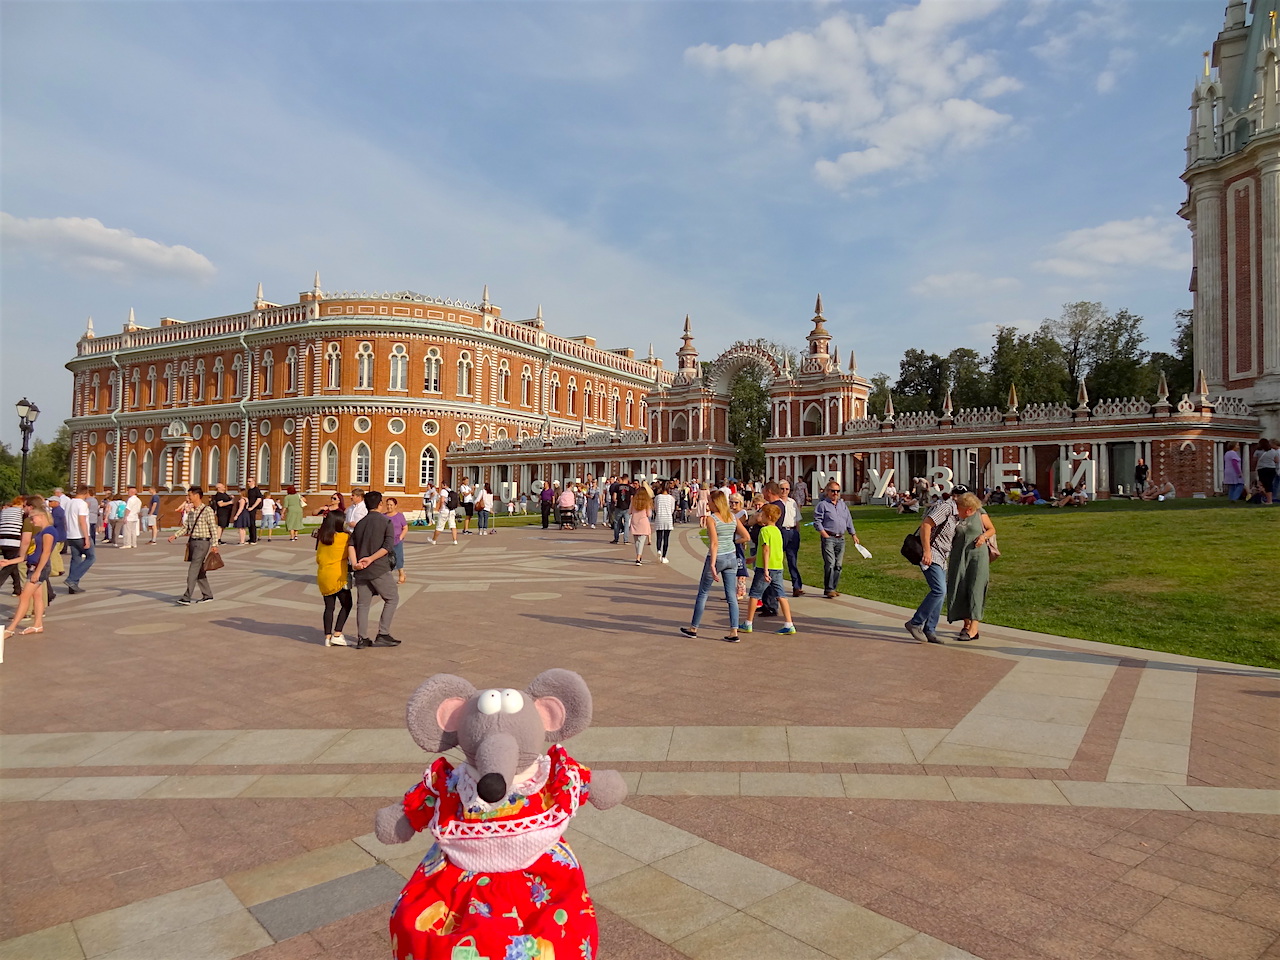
1, 523, 1278, 960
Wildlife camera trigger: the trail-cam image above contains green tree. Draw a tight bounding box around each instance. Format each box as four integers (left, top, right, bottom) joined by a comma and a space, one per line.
1049, 301, 1107, 396
727, 365, 770, 481
893, 349, 949, 412
0, 425, 71, 500
986, 323, 1070, 405
1147, 309, 1194, 401
867, 372, 891, 418
946, 347, 986, 409
1087, 308, 1151, 400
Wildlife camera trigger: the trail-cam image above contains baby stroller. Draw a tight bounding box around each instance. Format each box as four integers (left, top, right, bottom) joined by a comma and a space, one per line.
557, 505, 577, 530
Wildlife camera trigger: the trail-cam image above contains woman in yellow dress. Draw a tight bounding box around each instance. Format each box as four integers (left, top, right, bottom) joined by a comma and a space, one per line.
315, 512, 353, 647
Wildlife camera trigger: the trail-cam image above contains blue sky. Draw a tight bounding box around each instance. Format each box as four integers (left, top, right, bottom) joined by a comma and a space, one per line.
1, 0, 1225, 446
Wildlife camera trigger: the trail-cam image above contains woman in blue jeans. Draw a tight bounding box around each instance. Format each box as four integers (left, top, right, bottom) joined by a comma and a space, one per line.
681, 490, 750, 643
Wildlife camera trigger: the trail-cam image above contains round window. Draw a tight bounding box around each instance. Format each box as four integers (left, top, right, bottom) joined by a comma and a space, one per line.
89, 431, 98, 445
456, 422, 471, 439
210, 423, 222, 439
283, 418, 295, 435
192, 424, 203, 439
144, 428, 154, 442
128, 429, 138, 443
423, 419, 439, 436
388, 418, 406, 434
230, 422, 241, 438
355, 417, 371, 433
260, 420, 271, 435
324, 416, 338, 433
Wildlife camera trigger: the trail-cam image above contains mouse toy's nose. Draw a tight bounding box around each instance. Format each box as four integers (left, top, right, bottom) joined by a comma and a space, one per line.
477, 772, 507, 803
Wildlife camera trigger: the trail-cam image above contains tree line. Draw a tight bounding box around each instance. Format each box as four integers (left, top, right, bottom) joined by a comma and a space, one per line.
868, 303, 1194, 417
0, 424, 73, 502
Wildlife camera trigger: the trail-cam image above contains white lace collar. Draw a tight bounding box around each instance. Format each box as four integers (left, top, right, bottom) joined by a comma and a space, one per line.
455, 754, 552, 813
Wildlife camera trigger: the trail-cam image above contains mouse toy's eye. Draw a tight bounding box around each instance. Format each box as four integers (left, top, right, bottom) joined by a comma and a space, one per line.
501, 689, 525, 714
477, 689, 502, 715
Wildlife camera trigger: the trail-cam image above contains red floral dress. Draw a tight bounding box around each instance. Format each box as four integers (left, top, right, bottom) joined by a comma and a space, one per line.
389, 745, 598, 960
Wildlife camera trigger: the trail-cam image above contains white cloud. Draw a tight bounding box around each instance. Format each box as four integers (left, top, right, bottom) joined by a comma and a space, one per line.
1031, 1, 1135, 94
912, 270, 1019, 298
0, 213, 215, 281
685, 2, 1018, 187
1033, 216, 1186, 278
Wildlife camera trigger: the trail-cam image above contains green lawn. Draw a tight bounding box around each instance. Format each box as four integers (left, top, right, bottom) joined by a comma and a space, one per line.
785, 499, 1280, 669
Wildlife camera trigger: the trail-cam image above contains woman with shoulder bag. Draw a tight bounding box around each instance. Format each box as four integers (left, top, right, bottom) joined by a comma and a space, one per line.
945, 491, 997, 641
315, 512, 353, 646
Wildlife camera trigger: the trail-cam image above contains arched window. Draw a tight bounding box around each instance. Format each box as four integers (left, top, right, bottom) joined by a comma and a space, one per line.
211, 358, 223, 400
521, 366, 532, 406
209, 446, 221, 486
283, 348, 296, 392
325, 343, 341, 389
626, 393, 634, 426
194, 360, 205, 400
498, 360, 510, 402
230, 356, 243, 398
550, 373, 561, 412
258, 444, 271, 485
671, 413, 689, 443
386, 443, 406, 486
356, 342, 374, 389
424, 348, 442, 393
146, 366, 157, 406
227, 445, 241, 486
457, 352, 473, 396
104, 451, 115, 489
567, 378, 577, 416
802, 404, 823, 437
191, 448, 203, 489
419, 446, 438, 486
281, 442, 295, 486
130, 369, 141, 408
352, 442, 371, 485
126, 450, 137, 486
164, 364, 176, 406
322, 442, 338, 485
389, 344, 408, 391
584, 385, 593, 420
87, 451, 97, 488
261, 350, 274, 395
609, 390, 619, 425
142, 449, 154, 487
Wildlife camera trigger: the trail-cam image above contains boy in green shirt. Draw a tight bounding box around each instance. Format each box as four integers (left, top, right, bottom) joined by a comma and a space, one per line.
740, 502, 796, 635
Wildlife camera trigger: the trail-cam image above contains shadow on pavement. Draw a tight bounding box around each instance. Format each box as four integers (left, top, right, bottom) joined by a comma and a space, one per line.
211, 616, 321, 644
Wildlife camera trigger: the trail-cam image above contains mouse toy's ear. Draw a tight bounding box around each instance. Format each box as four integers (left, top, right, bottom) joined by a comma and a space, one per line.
527, 669, 592, 742
406, 674, 477, 753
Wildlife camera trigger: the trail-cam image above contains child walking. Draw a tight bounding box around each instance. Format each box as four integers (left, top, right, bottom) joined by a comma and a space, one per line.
740, 502, 796, 635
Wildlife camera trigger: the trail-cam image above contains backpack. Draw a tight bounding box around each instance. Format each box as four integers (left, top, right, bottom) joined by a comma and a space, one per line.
446, 489, 460, 511
113, 501, 127, 520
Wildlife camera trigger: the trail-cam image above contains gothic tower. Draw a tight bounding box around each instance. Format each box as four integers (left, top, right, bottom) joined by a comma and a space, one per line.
1181, 0, 1280, 432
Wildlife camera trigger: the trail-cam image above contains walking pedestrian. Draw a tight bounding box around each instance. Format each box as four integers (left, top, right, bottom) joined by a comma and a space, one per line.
86, 490, 100, 545
813, 480, 858, 598
773, 480, 804, 597
315, 511, 353, 646
738, 502, 796, 635
539, 479, 555, 530
244, 481, 263, 543
610, 475, 633, 543
231, 490, 251, 544
652, 481, 676, 563
680, 490, 748, 642
904, 490, 960, 644
348, 490, 400, 648
122, 486, 142, 549
430, 484, 458, 545
64, 485, 96, 594
1224, 443, 1245, 502
261, 492, 278, 540
0, 497, 24, 597
1134, 457, 1149, 496
476, 483, 494, 535
146, 487, 161, 543
2, 497, 59, 638
284, 485, 307, 540
459, 477, 475, 534
946, 491, 997, 642
168, 486, 218, 605
585, 477, 601, 528
383, 496, 408, 583
629, 485, 653, 564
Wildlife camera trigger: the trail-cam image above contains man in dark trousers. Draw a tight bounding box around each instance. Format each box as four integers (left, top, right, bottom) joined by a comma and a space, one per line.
211, 483, 235, 544
610, 475, 633, 544
244, 482, 263, 544
348, 490, 400, 648
539, 479, 555, 529
1134, 458, 1149, 496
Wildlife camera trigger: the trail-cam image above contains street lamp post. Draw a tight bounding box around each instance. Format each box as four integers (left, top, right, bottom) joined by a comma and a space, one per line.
15, 398, 40, 496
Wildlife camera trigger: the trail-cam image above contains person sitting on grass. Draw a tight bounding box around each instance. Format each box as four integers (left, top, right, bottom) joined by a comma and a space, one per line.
1138, 478, 1177, 501
984, 487, 1007, 506
738, 502, 795, 636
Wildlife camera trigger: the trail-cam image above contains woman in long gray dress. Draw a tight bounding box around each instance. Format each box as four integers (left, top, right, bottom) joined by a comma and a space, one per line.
946, 492, 997, 641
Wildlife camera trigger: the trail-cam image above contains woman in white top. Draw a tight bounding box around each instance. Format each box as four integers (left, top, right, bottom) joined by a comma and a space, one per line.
459, 480, 475, 535
261, 495, 278, 539
652, 481, 677, 563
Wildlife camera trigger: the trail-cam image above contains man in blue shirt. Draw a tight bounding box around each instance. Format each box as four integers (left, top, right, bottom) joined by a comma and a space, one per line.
813, 480, 858, 598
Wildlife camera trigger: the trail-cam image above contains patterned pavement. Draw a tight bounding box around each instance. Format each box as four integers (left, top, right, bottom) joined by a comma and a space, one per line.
1, 523, 1277, 960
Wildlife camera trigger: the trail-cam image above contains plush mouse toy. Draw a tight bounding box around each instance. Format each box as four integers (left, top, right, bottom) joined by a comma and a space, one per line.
375, 669, 628, 960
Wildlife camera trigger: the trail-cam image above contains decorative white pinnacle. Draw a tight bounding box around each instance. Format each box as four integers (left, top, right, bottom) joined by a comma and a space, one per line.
482, 284, 490, 305
256, 282, 264, 301
313, 271, 322, 293
84, 315, 95, 338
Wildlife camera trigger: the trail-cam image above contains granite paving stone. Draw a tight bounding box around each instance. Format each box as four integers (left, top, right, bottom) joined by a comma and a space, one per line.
248, 866, 405, 943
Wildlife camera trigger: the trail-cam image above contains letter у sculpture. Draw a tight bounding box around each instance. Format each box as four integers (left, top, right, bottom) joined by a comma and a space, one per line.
375, 669, 628, 960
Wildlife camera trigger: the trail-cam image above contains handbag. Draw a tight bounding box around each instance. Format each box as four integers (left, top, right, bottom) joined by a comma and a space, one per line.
986, 533, 1001, 561
900, 527, 924, 565
203, 547, 225, 571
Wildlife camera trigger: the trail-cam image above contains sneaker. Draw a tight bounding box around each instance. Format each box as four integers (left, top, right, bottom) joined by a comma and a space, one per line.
374, 633, 401, 646
660, 557, 669, 564
176, 597, 194, 605
330, 633, 349, 647
904, 621, 927, 643
196, 596, 214, 603
926, 633, 944, 644
757, 608, 778, 618
777, 625, 797, 635
67, 583, 83, 594
739, 622, 752, 633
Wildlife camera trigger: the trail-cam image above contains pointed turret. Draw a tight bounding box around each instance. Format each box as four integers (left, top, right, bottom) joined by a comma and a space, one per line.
883, 392, 895, 422
646, 342, 655, 364
814, 293, 823, 316
1157, 369, 1170, 403
313, 271, 322, 294
676, 314, 699, 379
532, 304, 544, 329
84, 315, 95, 339
805, 294, 831, 362
941, 387, 954, 420
1076, 379, 1089, 411
124, 307, 139, 331
781, 352, 792, 378
1007, 383, 1019, 413
482, 284, 490, 307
